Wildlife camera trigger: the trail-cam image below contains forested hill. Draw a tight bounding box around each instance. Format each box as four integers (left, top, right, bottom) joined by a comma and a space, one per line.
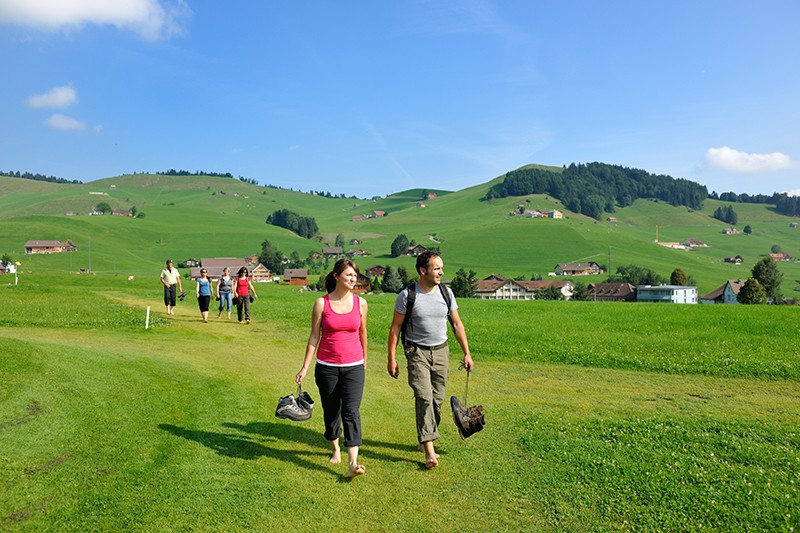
485, 162, 708, 219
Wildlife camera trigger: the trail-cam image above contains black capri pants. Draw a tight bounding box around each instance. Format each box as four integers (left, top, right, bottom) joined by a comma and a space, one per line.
314, 363, 364, 447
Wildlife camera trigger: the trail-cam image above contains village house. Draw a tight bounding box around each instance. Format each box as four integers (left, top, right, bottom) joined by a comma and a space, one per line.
607, 216, 618, 222
24, 240, 77, 254
683, 239, 707, 248
323, 246, 343, 258
112, 209, 133, 217
546, 209, 563, 219
700, 279, 746, 304
346, 249, 370, 257
587, 282, 637, 302
309, 251, 324, 260
349, 239, 362, 245
723, 256, 743, 265
769, 252, 792, 261
371, 210, 386, 218
352, 215, 366, 222
526, 210, 545, 218
423, 192, 438, 200
365, 265, 385, 279
402, 244, 429, 257
353, 273, 371, 293
637, 284, 698, 304
283, 268, 309, 286
416, 201, 426, 208
554, 262, 604, 276
722, 227, 739, 235
474, 275, 573, 300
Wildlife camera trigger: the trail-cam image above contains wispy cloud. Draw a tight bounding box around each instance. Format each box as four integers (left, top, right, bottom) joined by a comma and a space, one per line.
788, 189, 800, 197
26, 84, 77, 108
45, 113, 86, 131
706, 146, 796, 173
0, 0, 191, 40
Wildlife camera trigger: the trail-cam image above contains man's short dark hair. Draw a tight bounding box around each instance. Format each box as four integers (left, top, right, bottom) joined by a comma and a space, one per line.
416, 251, 441, 275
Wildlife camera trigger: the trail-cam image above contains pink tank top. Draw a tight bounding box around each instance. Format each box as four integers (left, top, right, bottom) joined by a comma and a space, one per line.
236, 277, 249, 296
316, 294, 364, 366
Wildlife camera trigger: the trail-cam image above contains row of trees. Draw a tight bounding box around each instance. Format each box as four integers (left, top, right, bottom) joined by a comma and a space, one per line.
775, 193, 800, 216
485, 162, 709, 219
0, 170, 81, 184
713, 205, 738, 224
265, 209, 319, 239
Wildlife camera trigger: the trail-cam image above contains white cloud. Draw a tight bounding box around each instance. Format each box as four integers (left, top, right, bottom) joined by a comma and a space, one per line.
26, 85, 77, 108
45, 113, 86, 131
788, 189, 800, 197
706, 146, 796, 173
0, 0, 190, 40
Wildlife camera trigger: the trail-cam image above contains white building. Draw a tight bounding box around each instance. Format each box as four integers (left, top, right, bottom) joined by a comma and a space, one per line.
636, 284, 698, 304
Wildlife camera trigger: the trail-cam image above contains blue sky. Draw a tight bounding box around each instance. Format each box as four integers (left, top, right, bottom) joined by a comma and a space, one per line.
1, 0, 798, 198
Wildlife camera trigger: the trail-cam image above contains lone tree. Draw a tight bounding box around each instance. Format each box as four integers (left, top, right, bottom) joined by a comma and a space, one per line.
335, 233, 345, 248
450, 268, 477, 298
751, 256, 783, 302
381, 266, 403, 293
670, 268, 689, 286
737, 277, 767, 304
95, 201, 112, 214
571, 281, 590, 301
390, 234, 409, 257
259, 239, 283, 273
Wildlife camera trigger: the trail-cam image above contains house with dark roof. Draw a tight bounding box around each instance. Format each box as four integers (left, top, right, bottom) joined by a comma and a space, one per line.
701, 279, 746, 304
283, 268, 308, 286
588, 282, 637, 302
554, 262, 604, 276
24, 240, 77, 254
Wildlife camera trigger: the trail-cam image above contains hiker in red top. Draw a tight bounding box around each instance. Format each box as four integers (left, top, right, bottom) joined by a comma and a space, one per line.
296, 259, 368, 478
234, 267, 258, 324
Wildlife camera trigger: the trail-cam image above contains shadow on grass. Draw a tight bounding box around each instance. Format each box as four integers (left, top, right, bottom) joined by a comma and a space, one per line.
224, 421, 420, 465
157, 423, 335, 477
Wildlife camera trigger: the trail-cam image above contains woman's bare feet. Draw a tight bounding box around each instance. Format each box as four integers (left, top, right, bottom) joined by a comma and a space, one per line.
425, 457, 439, 469
346, 464, 366, 478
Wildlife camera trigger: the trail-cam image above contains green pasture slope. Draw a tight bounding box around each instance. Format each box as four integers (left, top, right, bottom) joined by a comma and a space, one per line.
0, 171, 798, 296
0, 273, 798, 531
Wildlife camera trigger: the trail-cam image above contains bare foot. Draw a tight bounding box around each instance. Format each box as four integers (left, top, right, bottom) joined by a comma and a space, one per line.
346, 464, 366, 478
425, 457, 439, 469
330, 450, 341, 464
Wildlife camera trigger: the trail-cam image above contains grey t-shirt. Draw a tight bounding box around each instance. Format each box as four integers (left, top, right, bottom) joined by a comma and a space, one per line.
394, 284, 458, 346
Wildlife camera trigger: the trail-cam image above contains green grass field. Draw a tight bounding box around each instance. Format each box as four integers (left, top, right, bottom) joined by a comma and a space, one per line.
1, 273, 798, 531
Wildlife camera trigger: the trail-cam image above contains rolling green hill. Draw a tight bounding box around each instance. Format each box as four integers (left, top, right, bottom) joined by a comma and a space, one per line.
1, 171, 798, 296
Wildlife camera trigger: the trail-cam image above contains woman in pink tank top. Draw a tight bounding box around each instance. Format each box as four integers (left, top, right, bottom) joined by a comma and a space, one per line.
297, 259, 368, 478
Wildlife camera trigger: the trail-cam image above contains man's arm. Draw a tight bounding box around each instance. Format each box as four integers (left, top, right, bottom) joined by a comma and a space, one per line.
387, 310, 405, 378
449, 309, 473, 371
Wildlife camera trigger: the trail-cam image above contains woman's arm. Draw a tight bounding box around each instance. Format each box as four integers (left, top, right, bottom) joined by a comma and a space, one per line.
359, 297, 368, 369
296, 297, 324, 383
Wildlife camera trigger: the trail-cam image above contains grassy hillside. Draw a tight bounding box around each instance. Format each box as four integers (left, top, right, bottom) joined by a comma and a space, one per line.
0, 172, 798, 296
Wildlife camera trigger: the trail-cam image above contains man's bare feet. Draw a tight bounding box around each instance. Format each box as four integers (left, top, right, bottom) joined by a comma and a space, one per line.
346, 464, 366, 478
425, 457, 439, 469
330, 449, 341, 464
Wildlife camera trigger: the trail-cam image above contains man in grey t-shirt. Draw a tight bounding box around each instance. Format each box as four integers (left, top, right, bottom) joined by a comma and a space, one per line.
387, 251, 474, 468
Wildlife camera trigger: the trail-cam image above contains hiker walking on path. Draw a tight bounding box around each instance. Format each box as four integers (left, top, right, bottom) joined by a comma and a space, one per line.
234, 266, 258, 324
195, 268, 213, 323
160, 259, 183, 315
216, 267, 233, 319
296, 259, 368, 478
387, 251, 474, 469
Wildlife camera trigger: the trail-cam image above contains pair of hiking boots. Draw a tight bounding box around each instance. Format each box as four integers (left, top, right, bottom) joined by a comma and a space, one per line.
275, 388, 314, 422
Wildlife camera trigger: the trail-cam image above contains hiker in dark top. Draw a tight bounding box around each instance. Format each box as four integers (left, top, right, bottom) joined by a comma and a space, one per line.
387, 251, 474, 469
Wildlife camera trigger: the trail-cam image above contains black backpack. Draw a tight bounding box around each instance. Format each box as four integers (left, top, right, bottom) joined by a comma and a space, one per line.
400, 283, 455, 346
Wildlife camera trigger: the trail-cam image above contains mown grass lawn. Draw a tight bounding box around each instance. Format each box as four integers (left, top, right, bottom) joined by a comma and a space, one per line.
1, 274, 798, 531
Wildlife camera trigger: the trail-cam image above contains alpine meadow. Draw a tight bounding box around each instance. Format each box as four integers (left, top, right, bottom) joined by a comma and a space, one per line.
1, 169, 799, 531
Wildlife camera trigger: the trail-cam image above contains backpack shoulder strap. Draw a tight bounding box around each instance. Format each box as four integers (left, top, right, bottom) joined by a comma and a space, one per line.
439, 284, 455, 331
400, 284, 416, 345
